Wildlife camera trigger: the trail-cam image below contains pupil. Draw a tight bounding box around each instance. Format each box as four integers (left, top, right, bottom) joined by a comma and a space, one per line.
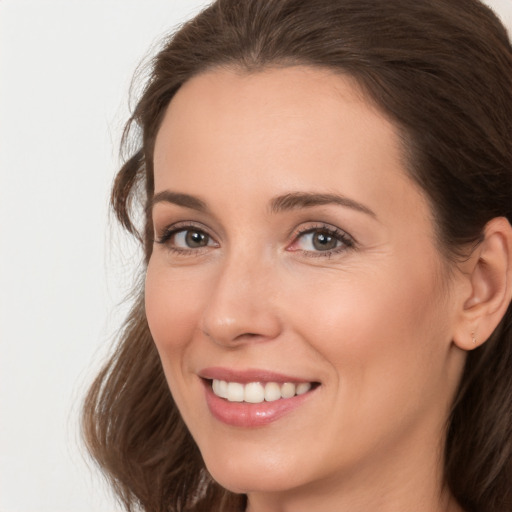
186, 230, 207, 247
313, 232, 336, 251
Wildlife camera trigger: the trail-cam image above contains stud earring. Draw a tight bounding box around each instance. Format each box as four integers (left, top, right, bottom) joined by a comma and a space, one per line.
472, 331, 477, 345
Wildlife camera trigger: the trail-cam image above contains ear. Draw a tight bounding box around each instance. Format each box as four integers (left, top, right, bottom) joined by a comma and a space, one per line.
452, 217, 512, 351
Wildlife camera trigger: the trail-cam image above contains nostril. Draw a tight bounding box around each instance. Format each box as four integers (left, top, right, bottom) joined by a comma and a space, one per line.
202, 326, 279, 346
233, 332, 262, 342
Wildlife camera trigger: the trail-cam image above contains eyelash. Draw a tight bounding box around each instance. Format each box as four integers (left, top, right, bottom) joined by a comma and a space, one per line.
288, 224, 355, 258
155, 222, 216, 256
155, 222, 356, 258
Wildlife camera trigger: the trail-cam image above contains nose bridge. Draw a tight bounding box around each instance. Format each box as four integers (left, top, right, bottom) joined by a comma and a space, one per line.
200, 244, 282, 345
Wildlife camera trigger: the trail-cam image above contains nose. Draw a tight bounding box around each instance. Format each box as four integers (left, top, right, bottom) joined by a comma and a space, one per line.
200, 251, 283, 347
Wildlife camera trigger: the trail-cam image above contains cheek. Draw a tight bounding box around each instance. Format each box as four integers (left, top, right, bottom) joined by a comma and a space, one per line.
280, 261, 455, 466
144, 261, 203, 357
288, 257, 452, 400
144, 261, 211, 425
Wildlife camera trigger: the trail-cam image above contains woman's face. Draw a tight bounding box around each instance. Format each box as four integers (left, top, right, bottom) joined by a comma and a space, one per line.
146, 67, 466, 501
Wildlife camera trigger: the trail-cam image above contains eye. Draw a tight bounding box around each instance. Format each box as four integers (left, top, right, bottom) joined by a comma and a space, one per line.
288, 225, 354, 256
174, 229, 212, 248
299, 231, 340, 251
155, 224, 218, 253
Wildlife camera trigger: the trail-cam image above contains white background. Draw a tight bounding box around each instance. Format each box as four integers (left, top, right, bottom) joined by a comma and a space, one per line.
1, 1, 511, 511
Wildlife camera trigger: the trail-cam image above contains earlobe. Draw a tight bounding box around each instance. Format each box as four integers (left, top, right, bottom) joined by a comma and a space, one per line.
453, 217, 512, 351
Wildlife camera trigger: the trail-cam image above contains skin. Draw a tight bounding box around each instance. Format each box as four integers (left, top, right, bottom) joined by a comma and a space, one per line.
145, 66, 470, 512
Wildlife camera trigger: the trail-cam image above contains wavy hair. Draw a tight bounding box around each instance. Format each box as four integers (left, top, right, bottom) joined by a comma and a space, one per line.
82, 1, 512, 511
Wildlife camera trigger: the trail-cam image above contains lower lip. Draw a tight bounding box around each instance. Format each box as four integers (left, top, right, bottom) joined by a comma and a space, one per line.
203, 380, 317, 427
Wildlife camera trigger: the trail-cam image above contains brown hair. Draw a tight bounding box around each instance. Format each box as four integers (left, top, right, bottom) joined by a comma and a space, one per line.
82, 1, 512, 511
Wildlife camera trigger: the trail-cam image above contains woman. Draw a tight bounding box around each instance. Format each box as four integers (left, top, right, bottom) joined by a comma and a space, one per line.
82, 1, 512, 511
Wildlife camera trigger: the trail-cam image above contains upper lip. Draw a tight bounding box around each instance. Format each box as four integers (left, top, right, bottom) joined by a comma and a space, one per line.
199, 366, 316, 384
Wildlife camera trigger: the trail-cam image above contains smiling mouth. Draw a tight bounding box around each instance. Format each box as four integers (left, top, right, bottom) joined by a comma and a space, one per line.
209, 379, 319, 403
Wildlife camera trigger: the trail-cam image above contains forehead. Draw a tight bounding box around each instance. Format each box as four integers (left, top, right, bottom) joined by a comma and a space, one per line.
153, 66, 429, 229
155, 66, 390, 157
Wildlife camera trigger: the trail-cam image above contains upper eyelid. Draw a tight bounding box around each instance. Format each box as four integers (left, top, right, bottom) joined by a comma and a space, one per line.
295, 224, 346, 235
154, 216, 225, 241
291, 222, 355, 242
156, 220, 213, 237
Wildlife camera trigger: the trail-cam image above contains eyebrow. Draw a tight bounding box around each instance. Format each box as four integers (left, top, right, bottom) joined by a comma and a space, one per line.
149, 190, 376, 218
270, 192, 376, 218
149, 190, 208, 213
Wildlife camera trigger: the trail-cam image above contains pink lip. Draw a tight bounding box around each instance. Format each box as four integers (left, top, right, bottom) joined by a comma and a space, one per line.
199, 367, 319, 428
199, 366, 312, 384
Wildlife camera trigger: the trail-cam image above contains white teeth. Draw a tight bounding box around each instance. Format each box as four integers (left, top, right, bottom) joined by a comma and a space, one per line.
211, 379, 314, 403
296, 382, 312, 395
218, 379, 228, 399
264, 382, 281, 402
226, 382, 244, 402
280, 382, 296, 399
212, 379, 228, 399
244, 382, 265, 403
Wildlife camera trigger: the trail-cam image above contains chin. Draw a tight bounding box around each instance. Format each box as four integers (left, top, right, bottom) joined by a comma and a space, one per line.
209, 471, 300, 496
202, 449, 307, 495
